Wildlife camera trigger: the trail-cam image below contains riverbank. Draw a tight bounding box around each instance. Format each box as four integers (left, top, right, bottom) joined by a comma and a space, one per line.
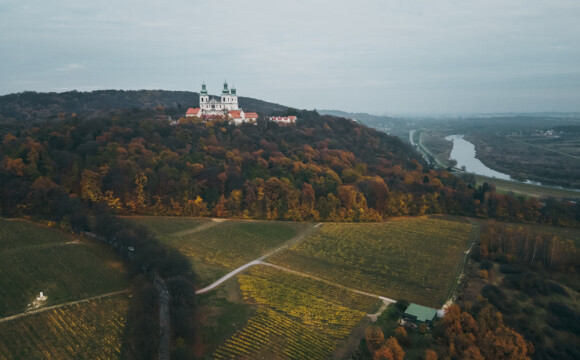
415, 130, 580, 199
470, 173, 580, 199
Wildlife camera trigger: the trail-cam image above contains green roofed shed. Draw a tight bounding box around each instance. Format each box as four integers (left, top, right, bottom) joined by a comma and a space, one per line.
403, 303, 438, 324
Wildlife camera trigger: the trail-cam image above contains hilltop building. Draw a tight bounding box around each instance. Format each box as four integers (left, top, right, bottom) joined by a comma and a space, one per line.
268, 116, 297, 125
185, 82, 257, 124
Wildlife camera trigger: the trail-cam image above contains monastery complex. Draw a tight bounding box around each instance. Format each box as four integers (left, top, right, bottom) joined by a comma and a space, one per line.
185, 82, 258, 125
185, 82, 297, 126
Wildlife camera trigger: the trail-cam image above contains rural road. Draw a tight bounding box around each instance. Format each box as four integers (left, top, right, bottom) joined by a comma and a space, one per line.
194, 221, 397, 322
196, 259, 264, 294
0, 289, 130, 324
259, 261, 396, 306
195, 223, 322, 295
171, 218, 226, 237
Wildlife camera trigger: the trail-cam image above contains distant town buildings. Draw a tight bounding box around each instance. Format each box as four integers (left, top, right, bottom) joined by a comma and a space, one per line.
185, 82, 257, 125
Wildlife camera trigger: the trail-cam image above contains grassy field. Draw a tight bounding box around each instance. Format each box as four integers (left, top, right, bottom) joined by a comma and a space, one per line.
465, 133, 580, 189
471, 174, 580, 200
0, 294, 129, 359
125, 216, 476, 357
126, 216, 211, 240
0, 219, 129, 317
213, 266, 379, 359
129, 217, 312, 285
270, 216, 474, 307
420, 129, 454, 167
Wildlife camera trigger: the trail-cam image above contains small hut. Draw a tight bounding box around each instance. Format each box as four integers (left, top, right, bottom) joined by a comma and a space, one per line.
403, 303, 438, 325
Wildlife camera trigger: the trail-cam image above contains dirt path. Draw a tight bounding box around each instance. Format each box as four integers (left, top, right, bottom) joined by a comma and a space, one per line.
260, 262, 396, 307
0, 289, 130, 323
195, 223, 322, 295
171, 218, 227, 237
2, 240, 80, 255
444, 221, 481, 307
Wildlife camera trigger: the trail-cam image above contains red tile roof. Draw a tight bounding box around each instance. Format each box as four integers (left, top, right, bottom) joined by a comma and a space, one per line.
228, 110, 243, 118
244, 112, 258, 119
186, 108, 200, 114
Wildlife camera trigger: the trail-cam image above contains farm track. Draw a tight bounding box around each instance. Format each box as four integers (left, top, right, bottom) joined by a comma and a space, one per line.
2, 240, 80, 255
196, 223, 322, 294
259, 262, 396, 309
444, 221, 481, 305
0, 289, 130, 324
170, 218, 224, 237
195, 220, 396, 320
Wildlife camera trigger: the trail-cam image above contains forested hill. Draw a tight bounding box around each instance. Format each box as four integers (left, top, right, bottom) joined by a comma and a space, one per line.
0, 96, 578, 225
0, 90, 289, 122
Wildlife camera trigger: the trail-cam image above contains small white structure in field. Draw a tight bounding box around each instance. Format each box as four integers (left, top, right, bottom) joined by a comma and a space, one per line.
36, 291, 47, 301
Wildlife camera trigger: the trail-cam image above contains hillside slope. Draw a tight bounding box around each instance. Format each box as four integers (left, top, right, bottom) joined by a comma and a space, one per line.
0, 91, 578, 226
0, 90, 289, 122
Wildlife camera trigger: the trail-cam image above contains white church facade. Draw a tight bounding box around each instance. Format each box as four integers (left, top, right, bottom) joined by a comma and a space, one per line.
186, 82, 257, 124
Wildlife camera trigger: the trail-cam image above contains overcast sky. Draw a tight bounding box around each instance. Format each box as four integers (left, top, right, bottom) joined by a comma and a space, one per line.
1, 0, 579, 114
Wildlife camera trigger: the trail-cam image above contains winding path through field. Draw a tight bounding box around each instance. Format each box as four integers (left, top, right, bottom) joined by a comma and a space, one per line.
171, 218, 226, 237
194, 221, 396, 321
259, 262, 396, 306
0, 289, 130, 324
195, 223, 322, 294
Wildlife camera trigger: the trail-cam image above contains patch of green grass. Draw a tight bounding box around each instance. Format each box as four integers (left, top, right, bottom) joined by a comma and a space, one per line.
0, 219, 71, 250
186, 221, 309, 265
0, 220, 129, 317
270, 217, 474, 307
472, 174, 580, 200
125, 216, 210, 240
159, 220, 311, 284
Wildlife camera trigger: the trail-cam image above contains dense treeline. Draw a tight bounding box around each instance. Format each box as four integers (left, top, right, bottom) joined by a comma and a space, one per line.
357, 300, 532, 360
432, 302, 533, 360
468, 223, 580, 359
0, 90, 288, 123
0, 169, 198, 358
1, 106, 579, 226
476, 223, 580, 271
94, 208, 198, 359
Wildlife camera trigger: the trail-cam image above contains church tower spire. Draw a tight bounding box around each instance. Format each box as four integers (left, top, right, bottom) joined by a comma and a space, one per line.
200, 82, 209, 108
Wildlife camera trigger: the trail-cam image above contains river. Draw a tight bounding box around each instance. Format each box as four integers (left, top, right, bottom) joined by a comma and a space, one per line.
445, 135, 512, 180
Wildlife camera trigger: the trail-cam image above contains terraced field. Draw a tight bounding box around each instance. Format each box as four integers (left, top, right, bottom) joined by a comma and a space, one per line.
0, 294, 129, 359
0, 219, 129, 317
270, 216, 474, 307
